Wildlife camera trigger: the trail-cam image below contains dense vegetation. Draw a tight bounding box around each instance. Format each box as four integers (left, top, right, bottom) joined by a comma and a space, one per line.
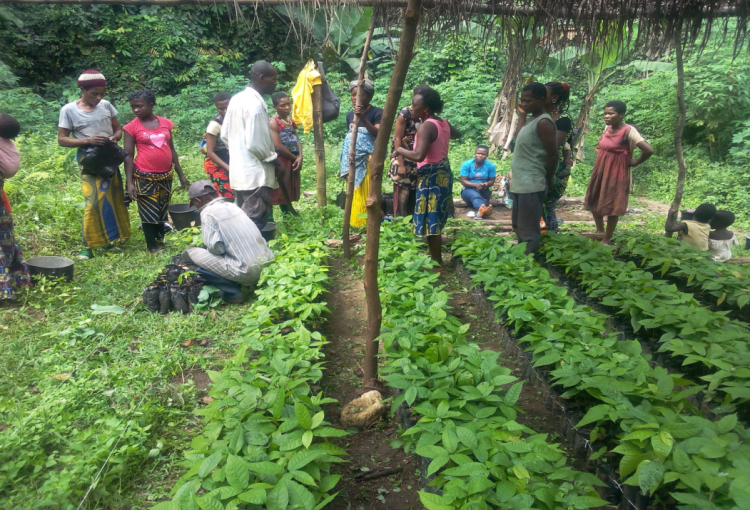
2, 5, 750, 226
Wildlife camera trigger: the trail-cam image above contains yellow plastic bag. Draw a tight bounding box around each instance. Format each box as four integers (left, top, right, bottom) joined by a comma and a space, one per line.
291, 60, 322, 134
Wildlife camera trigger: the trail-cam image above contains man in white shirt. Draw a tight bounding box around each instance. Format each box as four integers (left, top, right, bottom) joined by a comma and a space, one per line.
221, 61, 286, 230
181, 181, 275, 304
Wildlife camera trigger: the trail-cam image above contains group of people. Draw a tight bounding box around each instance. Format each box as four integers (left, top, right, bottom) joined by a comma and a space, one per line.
340, 81, 461, 269
666, 203, 738, 262
337, 78, 654, 266
10, 64, 289, 302
0, 61, 740, 301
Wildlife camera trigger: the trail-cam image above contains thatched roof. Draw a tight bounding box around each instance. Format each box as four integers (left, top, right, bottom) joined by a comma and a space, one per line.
4, 0, 749, 52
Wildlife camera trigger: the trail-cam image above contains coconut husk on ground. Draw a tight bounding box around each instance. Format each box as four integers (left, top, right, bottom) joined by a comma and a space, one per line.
340, 390, 387, 429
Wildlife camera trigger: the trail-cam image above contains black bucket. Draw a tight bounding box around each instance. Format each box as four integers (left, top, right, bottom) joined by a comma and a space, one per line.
261, 222, 276, 242
27, 256, 74, 282
681, 209, 695, 221
168, 204, 201, 230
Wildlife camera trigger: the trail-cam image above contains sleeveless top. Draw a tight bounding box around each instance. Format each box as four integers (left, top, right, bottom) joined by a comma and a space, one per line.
679, 220, 711, 251
272, 116, 299, 156
510, 113, 555, 194
416, 118, 450, 169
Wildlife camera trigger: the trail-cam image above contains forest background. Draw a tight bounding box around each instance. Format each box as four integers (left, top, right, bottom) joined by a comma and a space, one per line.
0, 4, 749, 224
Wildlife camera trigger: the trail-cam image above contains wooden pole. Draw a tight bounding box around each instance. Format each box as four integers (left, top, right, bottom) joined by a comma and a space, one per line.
667, 21, 686, 237
312, 65, 326, 208
361, 0, 421, 384
342, 16, 377, 260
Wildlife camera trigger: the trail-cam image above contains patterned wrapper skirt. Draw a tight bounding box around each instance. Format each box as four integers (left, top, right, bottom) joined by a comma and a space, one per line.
413, 158, 454, 236
0, 184, 31, 300
543, 163, 571, 227
134, 168, 173, 224
203, 158, 235, 200
77, 149, 131, 248
271, 154, 301, 207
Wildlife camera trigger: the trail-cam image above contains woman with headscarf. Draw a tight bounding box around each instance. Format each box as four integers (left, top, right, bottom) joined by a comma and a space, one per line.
387, 85, 428, 218
339, 79, 382, 228
57, 70, 131, 260
395, 87, 461, 273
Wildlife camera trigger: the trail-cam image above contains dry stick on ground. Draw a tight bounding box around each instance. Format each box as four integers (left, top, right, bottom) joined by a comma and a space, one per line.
355, 466, 402, 481
342, 16, 377, 259
362, 0, 422, 384
667, 20, 687, 238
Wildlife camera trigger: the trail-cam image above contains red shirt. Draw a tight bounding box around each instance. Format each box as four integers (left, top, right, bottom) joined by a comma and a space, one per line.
123, 116, 175, 173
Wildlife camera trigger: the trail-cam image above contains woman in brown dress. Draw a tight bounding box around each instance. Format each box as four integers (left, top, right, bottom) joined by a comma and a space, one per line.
584, 100, 654, 244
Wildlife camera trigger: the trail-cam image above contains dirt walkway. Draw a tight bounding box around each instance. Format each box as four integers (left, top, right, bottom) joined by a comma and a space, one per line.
321, 259, 421, 510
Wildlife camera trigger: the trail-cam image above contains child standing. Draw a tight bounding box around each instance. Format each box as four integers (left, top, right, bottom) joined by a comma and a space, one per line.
203, 92, 234, 201
665, 203, 716, 251
269, 92, 302, 215
0, 114, 31, 300
124, 89, 190, 254
709, 210, 739, 262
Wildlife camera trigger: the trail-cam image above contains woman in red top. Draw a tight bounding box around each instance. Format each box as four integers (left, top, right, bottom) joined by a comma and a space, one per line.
124, 89, 190, 253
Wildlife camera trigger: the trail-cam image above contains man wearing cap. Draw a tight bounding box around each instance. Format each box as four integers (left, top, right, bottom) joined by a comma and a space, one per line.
180, 180, 274, 303
221, 61, 286, 231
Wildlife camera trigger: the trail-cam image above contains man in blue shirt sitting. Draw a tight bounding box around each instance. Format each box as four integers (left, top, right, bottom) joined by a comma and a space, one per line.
460, 145, 496, 218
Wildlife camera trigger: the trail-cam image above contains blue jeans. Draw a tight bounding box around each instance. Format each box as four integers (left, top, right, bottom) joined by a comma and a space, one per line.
461, 187, 492, 211
196, 268, 244, 301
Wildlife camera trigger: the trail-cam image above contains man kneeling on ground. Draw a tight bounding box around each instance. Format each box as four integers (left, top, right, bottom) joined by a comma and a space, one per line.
181, 180, 274, 304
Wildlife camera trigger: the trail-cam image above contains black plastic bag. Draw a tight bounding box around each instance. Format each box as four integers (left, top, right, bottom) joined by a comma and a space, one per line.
318, 63, 340, 124
79, 140, 129, 178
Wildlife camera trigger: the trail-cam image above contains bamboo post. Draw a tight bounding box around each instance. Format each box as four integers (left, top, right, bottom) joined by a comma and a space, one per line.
361, 0, 422, 384
667, 21, 687, 237
342, 16, 377, 260
312, 64, 326, 207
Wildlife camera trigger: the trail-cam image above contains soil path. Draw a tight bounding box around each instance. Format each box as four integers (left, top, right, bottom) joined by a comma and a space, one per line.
441, 265, 563, 438
321, 258, 421, 510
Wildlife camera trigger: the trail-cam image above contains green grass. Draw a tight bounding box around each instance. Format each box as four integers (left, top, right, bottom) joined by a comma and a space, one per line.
0, 135, 341, 508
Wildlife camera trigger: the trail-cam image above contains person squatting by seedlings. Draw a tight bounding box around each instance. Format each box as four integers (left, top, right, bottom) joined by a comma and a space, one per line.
203, 92, 234, 201
57, 70, 131, 259
123, 88, 191, 254
665, 202, 716, 252
708, 210, 739, 262
269, 91, 303, 216
180, 180, 275, 304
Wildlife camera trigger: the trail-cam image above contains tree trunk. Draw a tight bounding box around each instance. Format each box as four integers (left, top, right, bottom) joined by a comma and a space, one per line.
488, 36, 523, 155
342, 16, 376, 260
573, 88, 596, 161
312, 75, 326, 207
362, 0, 421, 384
667, 22, 687, 238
